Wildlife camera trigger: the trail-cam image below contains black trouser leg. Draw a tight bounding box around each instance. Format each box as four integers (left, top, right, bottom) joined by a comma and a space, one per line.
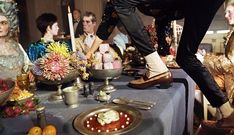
176, 0, 228, 107
96, 2, 120, 40
112, 0, 179, 56
112, 0, 156, 56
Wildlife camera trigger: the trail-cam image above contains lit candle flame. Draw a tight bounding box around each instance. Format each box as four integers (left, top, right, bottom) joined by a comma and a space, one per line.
67, 6, 71, 13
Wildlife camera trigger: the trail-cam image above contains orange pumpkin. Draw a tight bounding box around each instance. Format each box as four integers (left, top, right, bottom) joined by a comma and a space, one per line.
42, 125, 56, 135
27, 126, 42, 135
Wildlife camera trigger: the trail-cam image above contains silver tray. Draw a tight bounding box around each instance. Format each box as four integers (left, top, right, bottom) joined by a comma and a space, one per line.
73, 104, 142, 135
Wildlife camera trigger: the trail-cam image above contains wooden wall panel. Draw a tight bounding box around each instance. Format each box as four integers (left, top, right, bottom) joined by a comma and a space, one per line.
73, 0, 153, 42
19, 0, 153, 47
74, 0, 104, 31
23, 0, 104, 44
25, 0, 64, 43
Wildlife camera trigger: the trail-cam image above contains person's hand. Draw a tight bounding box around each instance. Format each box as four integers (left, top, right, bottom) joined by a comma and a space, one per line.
86, 52, 92, 60
160, 56, 167, 63
28, 71, 35, 82
86, 36, 103, 60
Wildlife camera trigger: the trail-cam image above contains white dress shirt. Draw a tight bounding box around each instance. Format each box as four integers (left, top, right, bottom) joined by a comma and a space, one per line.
84, 33, 95, 49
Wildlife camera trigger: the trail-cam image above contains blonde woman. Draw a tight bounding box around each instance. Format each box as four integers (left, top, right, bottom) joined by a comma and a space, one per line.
203, 0, 234, 101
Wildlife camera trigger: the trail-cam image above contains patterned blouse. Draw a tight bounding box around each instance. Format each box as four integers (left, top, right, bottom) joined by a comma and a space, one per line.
27, 39, 71, 62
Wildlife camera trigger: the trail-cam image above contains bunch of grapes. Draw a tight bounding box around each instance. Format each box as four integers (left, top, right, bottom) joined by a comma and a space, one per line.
4, 106, 22, 117
0, 79, 9, 92
2, 99, 37, 118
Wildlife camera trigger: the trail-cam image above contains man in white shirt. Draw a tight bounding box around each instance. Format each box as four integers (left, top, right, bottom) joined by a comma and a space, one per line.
75, 11, 119, 59
75, 11, 97, 53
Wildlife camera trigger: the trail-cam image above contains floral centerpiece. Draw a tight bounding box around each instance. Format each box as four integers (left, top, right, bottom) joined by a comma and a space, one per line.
32, 42, 89, 81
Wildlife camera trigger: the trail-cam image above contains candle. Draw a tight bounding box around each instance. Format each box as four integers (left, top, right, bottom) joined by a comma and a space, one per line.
99, 43, 109, 54
104, 62, 113, 69
94, 52, 102, 63
113, 59, 122, 69
173, 20, 177, 46
172, 20, 178, 54
68, 6, 76, 52
103, 52, 113, 63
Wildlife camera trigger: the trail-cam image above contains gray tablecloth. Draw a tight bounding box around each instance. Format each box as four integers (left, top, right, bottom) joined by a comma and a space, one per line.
0, 69, 195, 135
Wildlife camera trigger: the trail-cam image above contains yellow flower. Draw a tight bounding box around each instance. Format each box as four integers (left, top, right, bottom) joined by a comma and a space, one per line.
81, 73, 89, 80
46, 42, 70, 58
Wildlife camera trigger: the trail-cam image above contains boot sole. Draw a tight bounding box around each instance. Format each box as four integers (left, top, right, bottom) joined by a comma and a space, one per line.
128, 72, 173, 89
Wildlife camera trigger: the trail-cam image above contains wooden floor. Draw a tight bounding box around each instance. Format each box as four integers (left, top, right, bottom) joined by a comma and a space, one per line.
195, 125, 234, 135
195, 125, 211, 135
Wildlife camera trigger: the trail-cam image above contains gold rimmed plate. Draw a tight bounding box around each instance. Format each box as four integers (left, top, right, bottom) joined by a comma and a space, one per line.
73, 104, 142, 135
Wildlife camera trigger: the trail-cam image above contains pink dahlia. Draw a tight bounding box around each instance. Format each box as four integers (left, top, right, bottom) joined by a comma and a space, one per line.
39, 52, 70, 81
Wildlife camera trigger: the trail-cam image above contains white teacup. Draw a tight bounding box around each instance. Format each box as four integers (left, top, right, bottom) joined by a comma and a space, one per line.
62, 86, 79, 108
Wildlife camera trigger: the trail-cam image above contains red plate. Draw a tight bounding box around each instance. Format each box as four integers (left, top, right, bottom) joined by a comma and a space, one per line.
73, 104, 142, 135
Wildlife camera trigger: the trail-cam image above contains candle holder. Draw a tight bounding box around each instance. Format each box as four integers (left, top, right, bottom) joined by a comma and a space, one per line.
75, 76, 84, 90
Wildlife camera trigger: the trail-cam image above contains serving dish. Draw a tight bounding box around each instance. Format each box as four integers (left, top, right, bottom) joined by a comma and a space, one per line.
73, 104, 142, 135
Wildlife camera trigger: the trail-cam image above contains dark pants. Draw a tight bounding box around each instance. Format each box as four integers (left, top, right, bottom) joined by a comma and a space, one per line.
112, 0, 228, 107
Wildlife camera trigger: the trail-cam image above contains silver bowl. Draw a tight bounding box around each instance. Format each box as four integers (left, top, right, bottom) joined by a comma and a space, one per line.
90, 68, 122, 80
90, 68, 122, 93
35, 69, 79, 85
0, 80, 15, 106
34, 69, 79, 102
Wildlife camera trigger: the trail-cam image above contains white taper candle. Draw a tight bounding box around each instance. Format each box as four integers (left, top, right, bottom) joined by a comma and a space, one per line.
67, 6, 76, 52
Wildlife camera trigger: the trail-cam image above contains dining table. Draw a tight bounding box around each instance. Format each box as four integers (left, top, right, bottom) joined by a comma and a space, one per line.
0, 69, 195, 135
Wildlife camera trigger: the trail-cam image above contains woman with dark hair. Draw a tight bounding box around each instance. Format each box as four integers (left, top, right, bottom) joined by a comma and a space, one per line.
36, 13, 58, 37
27, 13, 71, 62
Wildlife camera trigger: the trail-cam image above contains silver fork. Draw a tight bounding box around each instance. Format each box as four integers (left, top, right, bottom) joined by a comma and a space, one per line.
118, 97, 156, 108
